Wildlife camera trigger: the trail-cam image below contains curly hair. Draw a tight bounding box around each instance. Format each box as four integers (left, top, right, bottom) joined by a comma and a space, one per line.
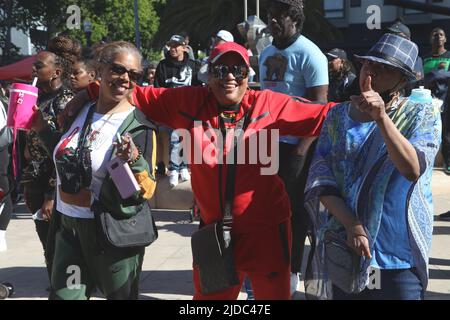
47, 35, 81, 81
330, 59, 354, 81
270, 1, 305, 33
76, 46, 97, 74
288, 5, 305, 33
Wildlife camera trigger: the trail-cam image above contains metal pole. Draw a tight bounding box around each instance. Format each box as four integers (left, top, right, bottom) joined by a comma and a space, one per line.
256, 0, 259, 17
134, 0, 141, 49
83, 21, 92, 47
244, 0, 248, 20
86, 32, 92, 47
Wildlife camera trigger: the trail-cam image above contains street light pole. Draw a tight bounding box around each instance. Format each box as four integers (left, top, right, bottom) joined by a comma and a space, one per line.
134, 0, 141, 49
83, 21, 92, 47
244, 0, 259, 19
244, 0, 248, 20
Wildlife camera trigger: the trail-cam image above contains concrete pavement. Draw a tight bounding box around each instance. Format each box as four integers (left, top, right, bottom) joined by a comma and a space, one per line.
0, 170, 449, 300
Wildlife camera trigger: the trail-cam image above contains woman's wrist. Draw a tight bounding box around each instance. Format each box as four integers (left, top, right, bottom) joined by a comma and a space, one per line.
375, 112, 389, 125
128, 145, 142, 166
346, 221, 369, 238
345, 219, 362, 233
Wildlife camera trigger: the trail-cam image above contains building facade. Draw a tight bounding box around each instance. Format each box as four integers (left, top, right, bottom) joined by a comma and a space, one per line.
324, 0, 450, 57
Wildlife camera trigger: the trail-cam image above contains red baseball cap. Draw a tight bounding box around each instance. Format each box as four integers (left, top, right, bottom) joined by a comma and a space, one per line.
209, 42, 250, 67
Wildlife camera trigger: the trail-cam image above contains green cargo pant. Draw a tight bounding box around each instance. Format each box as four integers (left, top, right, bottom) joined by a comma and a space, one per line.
50, 213, 145, 300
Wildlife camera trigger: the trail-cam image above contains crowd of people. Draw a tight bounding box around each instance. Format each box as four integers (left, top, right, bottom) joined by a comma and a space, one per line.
0, 0, 449, 300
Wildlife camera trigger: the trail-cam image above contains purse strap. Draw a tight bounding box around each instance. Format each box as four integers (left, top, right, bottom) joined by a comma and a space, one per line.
77, 103, 96, 155
218, 100, 256, 237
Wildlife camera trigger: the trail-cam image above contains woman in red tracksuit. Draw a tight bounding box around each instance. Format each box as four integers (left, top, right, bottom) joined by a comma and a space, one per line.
69, 42, 335, 299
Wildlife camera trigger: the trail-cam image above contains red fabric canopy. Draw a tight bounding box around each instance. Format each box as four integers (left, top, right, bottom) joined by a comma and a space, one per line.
0, 55, 35, 81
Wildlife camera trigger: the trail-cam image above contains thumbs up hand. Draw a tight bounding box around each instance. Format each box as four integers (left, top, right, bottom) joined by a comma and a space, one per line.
361, 74, 373, 92
350, 75, 387, 122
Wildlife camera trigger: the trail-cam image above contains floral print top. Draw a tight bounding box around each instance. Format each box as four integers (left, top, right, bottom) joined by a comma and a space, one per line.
23, 86, 74, 198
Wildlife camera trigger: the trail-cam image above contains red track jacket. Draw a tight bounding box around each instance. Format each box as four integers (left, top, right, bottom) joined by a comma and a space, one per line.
132, 85, 335, 234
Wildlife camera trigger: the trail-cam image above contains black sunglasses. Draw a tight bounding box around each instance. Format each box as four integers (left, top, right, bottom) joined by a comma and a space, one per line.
33, 61, 45, 70
210, 64, 249, 81
102, 60, 143, 82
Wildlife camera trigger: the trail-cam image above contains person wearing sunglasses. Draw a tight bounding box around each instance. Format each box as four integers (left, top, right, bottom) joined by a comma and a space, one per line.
305, 34, 441, 300
32, 41, 157, 300
61, 41, 336, 300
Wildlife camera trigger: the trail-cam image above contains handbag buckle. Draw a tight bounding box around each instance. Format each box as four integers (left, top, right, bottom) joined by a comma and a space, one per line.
223, 229, 231, 249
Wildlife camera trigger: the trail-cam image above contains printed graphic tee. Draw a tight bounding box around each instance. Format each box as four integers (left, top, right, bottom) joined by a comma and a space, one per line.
423, 51, 450, 75
259, 35, 328, 145
53, 104, 134, 219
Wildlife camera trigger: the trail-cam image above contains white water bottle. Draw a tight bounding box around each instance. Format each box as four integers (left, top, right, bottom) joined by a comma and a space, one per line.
409, 86, 432, 104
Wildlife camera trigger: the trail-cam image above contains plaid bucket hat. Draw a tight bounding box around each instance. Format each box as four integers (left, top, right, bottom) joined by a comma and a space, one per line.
354, 33, 418, 81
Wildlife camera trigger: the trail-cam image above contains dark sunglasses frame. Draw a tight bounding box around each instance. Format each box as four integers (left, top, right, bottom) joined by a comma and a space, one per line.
101, 60, 143, 82
209, 64, 249, 81
33, 61, 46, 70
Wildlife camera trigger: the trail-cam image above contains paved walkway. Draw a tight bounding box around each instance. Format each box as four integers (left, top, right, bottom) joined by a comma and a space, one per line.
1, 170, 449, 300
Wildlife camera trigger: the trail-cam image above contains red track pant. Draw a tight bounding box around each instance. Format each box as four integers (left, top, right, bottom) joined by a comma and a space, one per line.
193, 219, 292, 300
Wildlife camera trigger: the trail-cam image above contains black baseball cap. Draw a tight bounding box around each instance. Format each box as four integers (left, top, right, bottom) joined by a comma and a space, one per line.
386, 21, 411, 39
326, 48, 348, 60
167, 35, 186, 46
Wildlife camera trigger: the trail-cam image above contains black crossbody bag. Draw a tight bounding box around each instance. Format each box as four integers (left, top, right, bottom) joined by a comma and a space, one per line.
93, 201, 158, 250
92, 121, 158, 250
69, 104, 158, 250
191, 103, 255, 295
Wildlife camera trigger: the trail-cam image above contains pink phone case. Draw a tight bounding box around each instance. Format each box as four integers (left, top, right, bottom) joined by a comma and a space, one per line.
107, 157, 140, 199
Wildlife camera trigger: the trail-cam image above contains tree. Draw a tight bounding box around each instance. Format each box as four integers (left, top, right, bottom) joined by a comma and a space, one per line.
0, 0, 16, 63
1, 0, 164, 63
0, 0, 41, 63
60, 0, 164, 60
154, 0, 341, 54
153, 0, 246, 52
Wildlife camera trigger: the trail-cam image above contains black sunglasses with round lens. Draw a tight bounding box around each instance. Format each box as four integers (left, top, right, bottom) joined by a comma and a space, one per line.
210, 64, 249, 81
102, 60, 143, 82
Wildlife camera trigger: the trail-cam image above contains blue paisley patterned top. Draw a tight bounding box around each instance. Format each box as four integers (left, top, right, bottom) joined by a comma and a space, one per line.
304, 97, 442, 299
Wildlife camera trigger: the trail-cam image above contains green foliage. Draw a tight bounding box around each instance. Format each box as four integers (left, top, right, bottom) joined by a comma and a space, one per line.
144, 48, 164, 63
0, 0, 38, 61
62, 0, 163, 55
154, 0, 341, 52
197, 50, 207, 60
2, 0, 164, 56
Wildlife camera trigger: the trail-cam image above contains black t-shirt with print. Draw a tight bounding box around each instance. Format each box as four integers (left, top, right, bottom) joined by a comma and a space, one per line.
154, 54, 200, 88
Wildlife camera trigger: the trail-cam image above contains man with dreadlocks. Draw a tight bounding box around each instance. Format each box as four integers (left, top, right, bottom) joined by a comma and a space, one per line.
259, 0, 329, 297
